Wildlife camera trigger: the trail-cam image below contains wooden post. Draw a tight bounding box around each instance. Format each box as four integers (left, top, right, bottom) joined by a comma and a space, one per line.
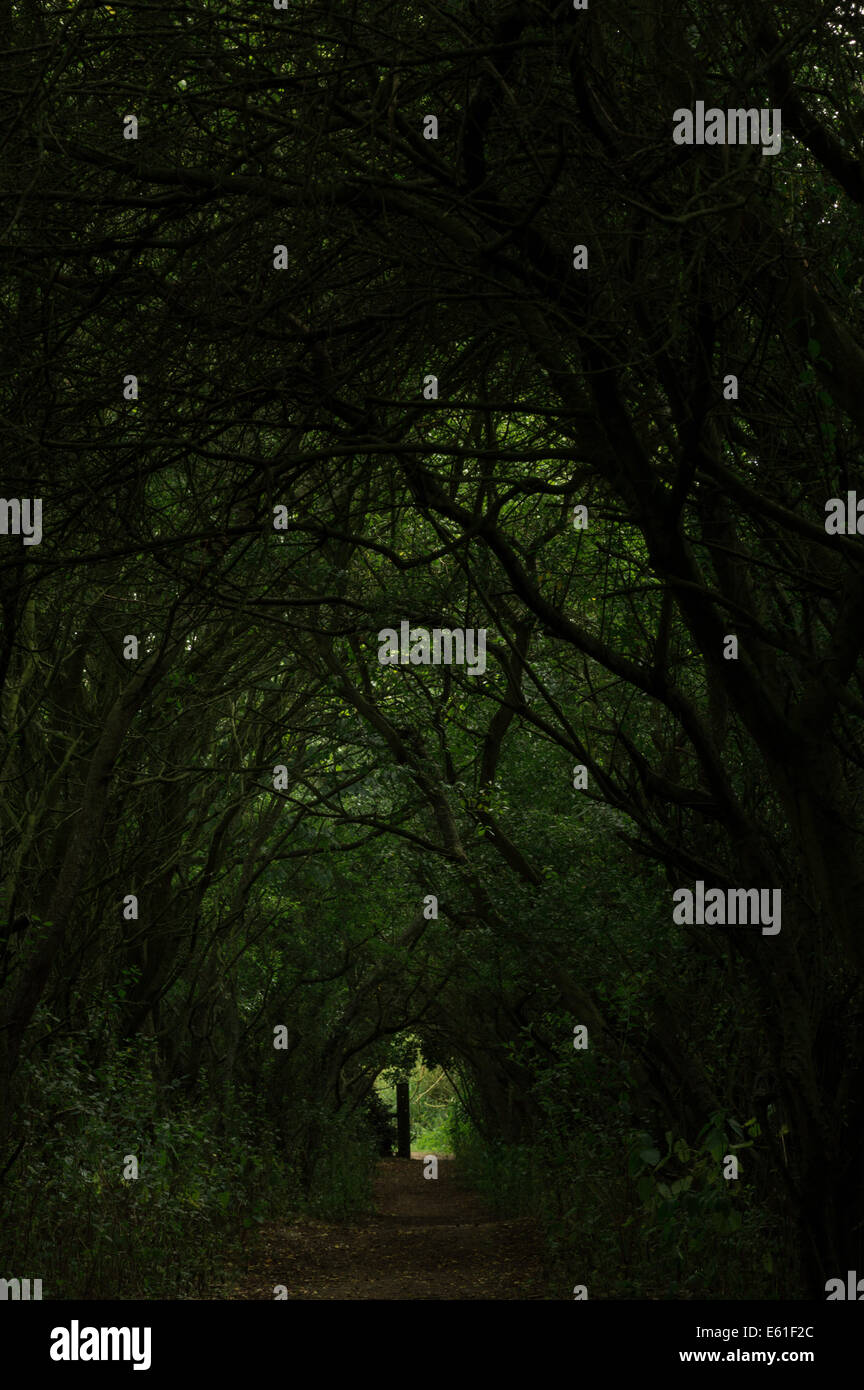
396, 1081, 411, 1159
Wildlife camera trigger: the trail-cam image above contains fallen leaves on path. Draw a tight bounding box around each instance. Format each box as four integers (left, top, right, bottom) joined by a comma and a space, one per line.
223, 1157, 547, 1300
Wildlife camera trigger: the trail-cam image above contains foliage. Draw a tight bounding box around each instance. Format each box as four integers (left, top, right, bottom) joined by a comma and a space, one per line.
2, 0, 863, 1297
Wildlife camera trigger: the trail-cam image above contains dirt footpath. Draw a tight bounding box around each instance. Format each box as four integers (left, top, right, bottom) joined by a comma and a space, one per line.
228, 1156, 547, 1300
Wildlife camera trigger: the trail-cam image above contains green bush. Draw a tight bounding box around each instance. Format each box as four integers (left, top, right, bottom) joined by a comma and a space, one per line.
447, 1090, 794, 1299
2, 1032, 296, 1298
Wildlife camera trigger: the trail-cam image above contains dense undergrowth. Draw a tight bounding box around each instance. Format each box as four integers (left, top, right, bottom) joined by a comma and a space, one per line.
1, 1026, 379, 1299
449, 1100, 799, 1300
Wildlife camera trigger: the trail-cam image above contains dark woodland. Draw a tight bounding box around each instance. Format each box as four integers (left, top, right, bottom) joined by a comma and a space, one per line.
2, 0, 864, 1304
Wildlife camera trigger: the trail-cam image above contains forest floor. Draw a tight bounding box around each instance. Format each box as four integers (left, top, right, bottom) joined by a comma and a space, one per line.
226, 1156, 548, 1299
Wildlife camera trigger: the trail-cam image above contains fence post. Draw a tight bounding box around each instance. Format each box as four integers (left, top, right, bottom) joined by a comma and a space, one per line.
396, 1081, 410, 1159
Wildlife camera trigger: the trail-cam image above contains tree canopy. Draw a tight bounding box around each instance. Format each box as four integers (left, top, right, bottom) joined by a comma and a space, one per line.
2, 0, 864, 1299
